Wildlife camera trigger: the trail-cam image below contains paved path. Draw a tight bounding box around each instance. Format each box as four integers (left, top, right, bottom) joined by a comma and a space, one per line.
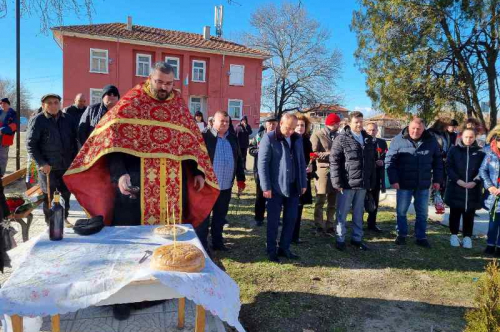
1, 194, 226, 332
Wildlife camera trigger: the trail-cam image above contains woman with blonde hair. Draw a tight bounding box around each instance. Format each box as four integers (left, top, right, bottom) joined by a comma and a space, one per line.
292, 113, 315, 244
479, 124, 500, 256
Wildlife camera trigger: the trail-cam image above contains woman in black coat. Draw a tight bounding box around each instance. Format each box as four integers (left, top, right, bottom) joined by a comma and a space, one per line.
444, 127, 485, 249
292, 114, 315, 244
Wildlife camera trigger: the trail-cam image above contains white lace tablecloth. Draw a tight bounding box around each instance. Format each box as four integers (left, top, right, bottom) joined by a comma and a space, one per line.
0, 225, 245, 332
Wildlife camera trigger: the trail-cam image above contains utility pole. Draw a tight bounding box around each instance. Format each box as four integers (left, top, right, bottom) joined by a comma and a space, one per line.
16, 0, 21, 170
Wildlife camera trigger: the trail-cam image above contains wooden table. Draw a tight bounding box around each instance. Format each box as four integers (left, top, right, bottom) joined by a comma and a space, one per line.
9, 277, 206, 332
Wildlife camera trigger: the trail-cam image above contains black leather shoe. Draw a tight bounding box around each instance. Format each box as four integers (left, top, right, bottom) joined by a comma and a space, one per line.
336, 241, 346, 251
350, 240, 369, 251
495, 247, 500, 258
367, 225, 383, 233
268, 253, 281, 263
325, 227, 335, 234
113, 304, 131, 321
485, 245, 496, 255
212, 244, 229, 252
254, 220, 263, 227
291, 239, 306, 245
416, 239, 431, 248
277, 248, 300, 259
395, 236, 406, 245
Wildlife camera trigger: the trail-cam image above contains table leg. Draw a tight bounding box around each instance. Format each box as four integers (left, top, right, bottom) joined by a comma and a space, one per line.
52, 314, 60, 332
195, 305, 205, 332
11, 315, 23, 332
15, 218, 29, 242
177, 298, 185, 328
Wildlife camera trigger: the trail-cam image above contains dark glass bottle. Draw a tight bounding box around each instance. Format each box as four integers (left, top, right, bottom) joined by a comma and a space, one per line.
49, 191, 64, 241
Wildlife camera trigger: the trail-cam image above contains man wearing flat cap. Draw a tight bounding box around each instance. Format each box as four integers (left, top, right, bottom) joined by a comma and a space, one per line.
26, 94, 78, 228
78, 85, 120, 146
249, 115, 278, 226
0, 98, 18, 177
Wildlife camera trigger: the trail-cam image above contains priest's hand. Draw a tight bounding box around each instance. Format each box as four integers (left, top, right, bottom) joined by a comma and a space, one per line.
39, 164, 51, 174
263, 190, 272, 199
118, 174, 132, 196
194, 175, 205, 192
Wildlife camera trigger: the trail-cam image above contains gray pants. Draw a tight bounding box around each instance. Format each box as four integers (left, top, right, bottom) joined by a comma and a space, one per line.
336, 189, 366, 243
0, 146, 9, 177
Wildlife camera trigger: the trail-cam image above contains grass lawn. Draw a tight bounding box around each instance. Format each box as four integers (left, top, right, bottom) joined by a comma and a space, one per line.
213, 178, 493, 332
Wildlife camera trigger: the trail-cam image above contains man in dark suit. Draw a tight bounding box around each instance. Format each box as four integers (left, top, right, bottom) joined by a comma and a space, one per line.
196, 111, 246, 252
365, 122, 387, 232
258, 113, 307, 262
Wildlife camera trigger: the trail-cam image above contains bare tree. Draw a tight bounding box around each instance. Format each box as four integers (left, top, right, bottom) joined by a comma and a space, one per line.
0, 0, 94, 33
245, 1, 343, 118
0, 77, 33, 118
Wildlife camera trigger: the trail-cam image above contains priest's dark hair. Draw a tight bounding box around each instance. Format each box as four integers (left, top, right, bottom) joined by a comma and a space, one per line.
151, 62, 175, 75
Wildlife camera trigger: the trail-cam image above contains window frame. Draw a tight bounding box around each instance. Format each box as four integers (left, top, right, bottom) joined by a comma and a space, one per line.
227, 99, 243, 120
192, 60, 206, 83
229, 64, 245, 86
136, 53, 152, 77
89, 48, 109, 74
89, 88, 104, 105
165, 56, 180, 80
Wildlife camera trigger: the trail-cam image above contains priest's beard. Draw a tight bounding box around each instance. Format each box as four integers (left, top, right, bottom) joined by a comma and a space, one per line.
151, 86, 170, 101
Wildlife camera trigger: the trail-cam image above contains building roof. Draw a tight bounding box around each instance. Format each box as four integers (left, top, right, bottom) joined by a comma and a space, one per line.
307, 104, 350, 113
51, 23, 270, 59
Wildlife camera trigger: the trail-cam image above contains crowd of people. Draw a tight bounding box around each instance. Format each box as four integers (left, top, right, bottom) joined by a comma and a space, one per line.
1, 61, 500, 267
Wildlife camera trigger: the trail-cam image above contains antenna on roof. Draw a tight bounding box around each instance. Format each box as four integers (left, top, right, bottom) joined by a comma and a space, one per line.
214, 5, 224, 38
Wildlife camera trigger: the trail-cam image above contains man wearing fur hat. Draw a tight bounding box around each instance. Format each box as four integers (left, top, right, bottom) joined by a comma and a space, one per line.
310, 113, 341, 233
26, 94, 78, 228
78, 85, 120, 146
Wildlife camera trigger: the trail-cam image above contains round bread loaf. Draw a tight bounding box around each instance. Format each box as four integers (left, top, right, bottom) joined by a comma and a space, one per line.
154, 225, 187, 237
150, 243, 205, 273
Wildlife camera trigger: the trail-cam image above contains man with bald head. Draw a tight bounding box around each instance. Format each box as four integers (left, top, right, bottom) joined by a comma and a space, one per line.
258, 113, 307, 262
385, 117, 443, 248
197, 110, 246, 252
63, 93, 87, 124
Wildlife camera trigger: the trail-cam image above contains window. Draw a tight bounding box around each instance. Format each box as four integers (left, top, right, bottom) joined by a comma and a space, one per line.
136, 53, 151, 77
228, 99, 243, 120
189, 96, 203, 115
165, 57, 180, 80
90, 48, 108, 73
192, 60, 206, 82
90, 88, 103, 105
229, 64, 245, 86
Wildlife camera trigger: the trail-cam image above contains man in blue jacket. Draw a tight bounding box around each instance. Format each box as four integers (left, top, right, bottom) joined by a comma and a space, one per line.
385, 117, 443, 248
0, 98, 18, 177
258, 113, 307, 262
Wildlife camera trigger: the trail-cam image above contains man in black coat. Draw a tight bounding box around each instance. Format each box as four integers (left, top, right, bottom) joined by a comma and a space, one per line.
248, 115, 278, 226
63, 93, 87, 124
364, 122, 387, 232
78, 85, 119, 146
235, 115, 252, 170
330, 111, 375, 251
196, 111, 246, 251
26, 94, 78, 227
385, 117, 443, 248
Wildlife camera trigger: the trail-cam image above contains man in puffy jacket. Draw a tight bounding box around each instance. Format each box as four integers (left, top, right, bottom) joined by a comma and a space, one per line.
0, 98, 18, 177
26, 94, 78, 228
330, 111, 375, 251
78, 85, 119, 146
385, 117, 443, 248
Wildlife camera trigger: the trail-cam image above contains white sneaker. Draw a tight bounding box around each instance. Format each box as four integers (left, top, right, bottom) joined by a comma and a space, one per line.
450, 234, 461, 247
463, 236, 472, 249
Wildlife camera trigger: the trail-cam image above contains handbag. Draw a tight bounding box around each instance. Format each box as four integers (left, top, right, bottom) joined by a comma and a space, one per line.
364, 192, 377, 213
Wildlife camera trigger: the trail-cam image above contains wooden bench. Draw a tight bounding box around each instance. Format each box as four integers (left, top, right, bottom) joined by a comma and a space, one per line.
1, 169, 45, 242
9, 185, 44, 242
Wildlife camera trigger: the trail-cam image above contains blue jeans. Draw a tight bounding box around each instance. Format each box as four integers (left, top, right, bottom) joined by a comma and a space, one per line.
487, 213, 500, 246
396, 189, 430, 240
335, 189, 366, 243
266, 186, 300, 255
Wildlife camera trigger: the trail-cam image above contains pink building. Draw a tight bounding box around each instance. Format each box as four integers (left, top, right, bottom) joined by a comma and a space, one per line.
51, 20, 268, 126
